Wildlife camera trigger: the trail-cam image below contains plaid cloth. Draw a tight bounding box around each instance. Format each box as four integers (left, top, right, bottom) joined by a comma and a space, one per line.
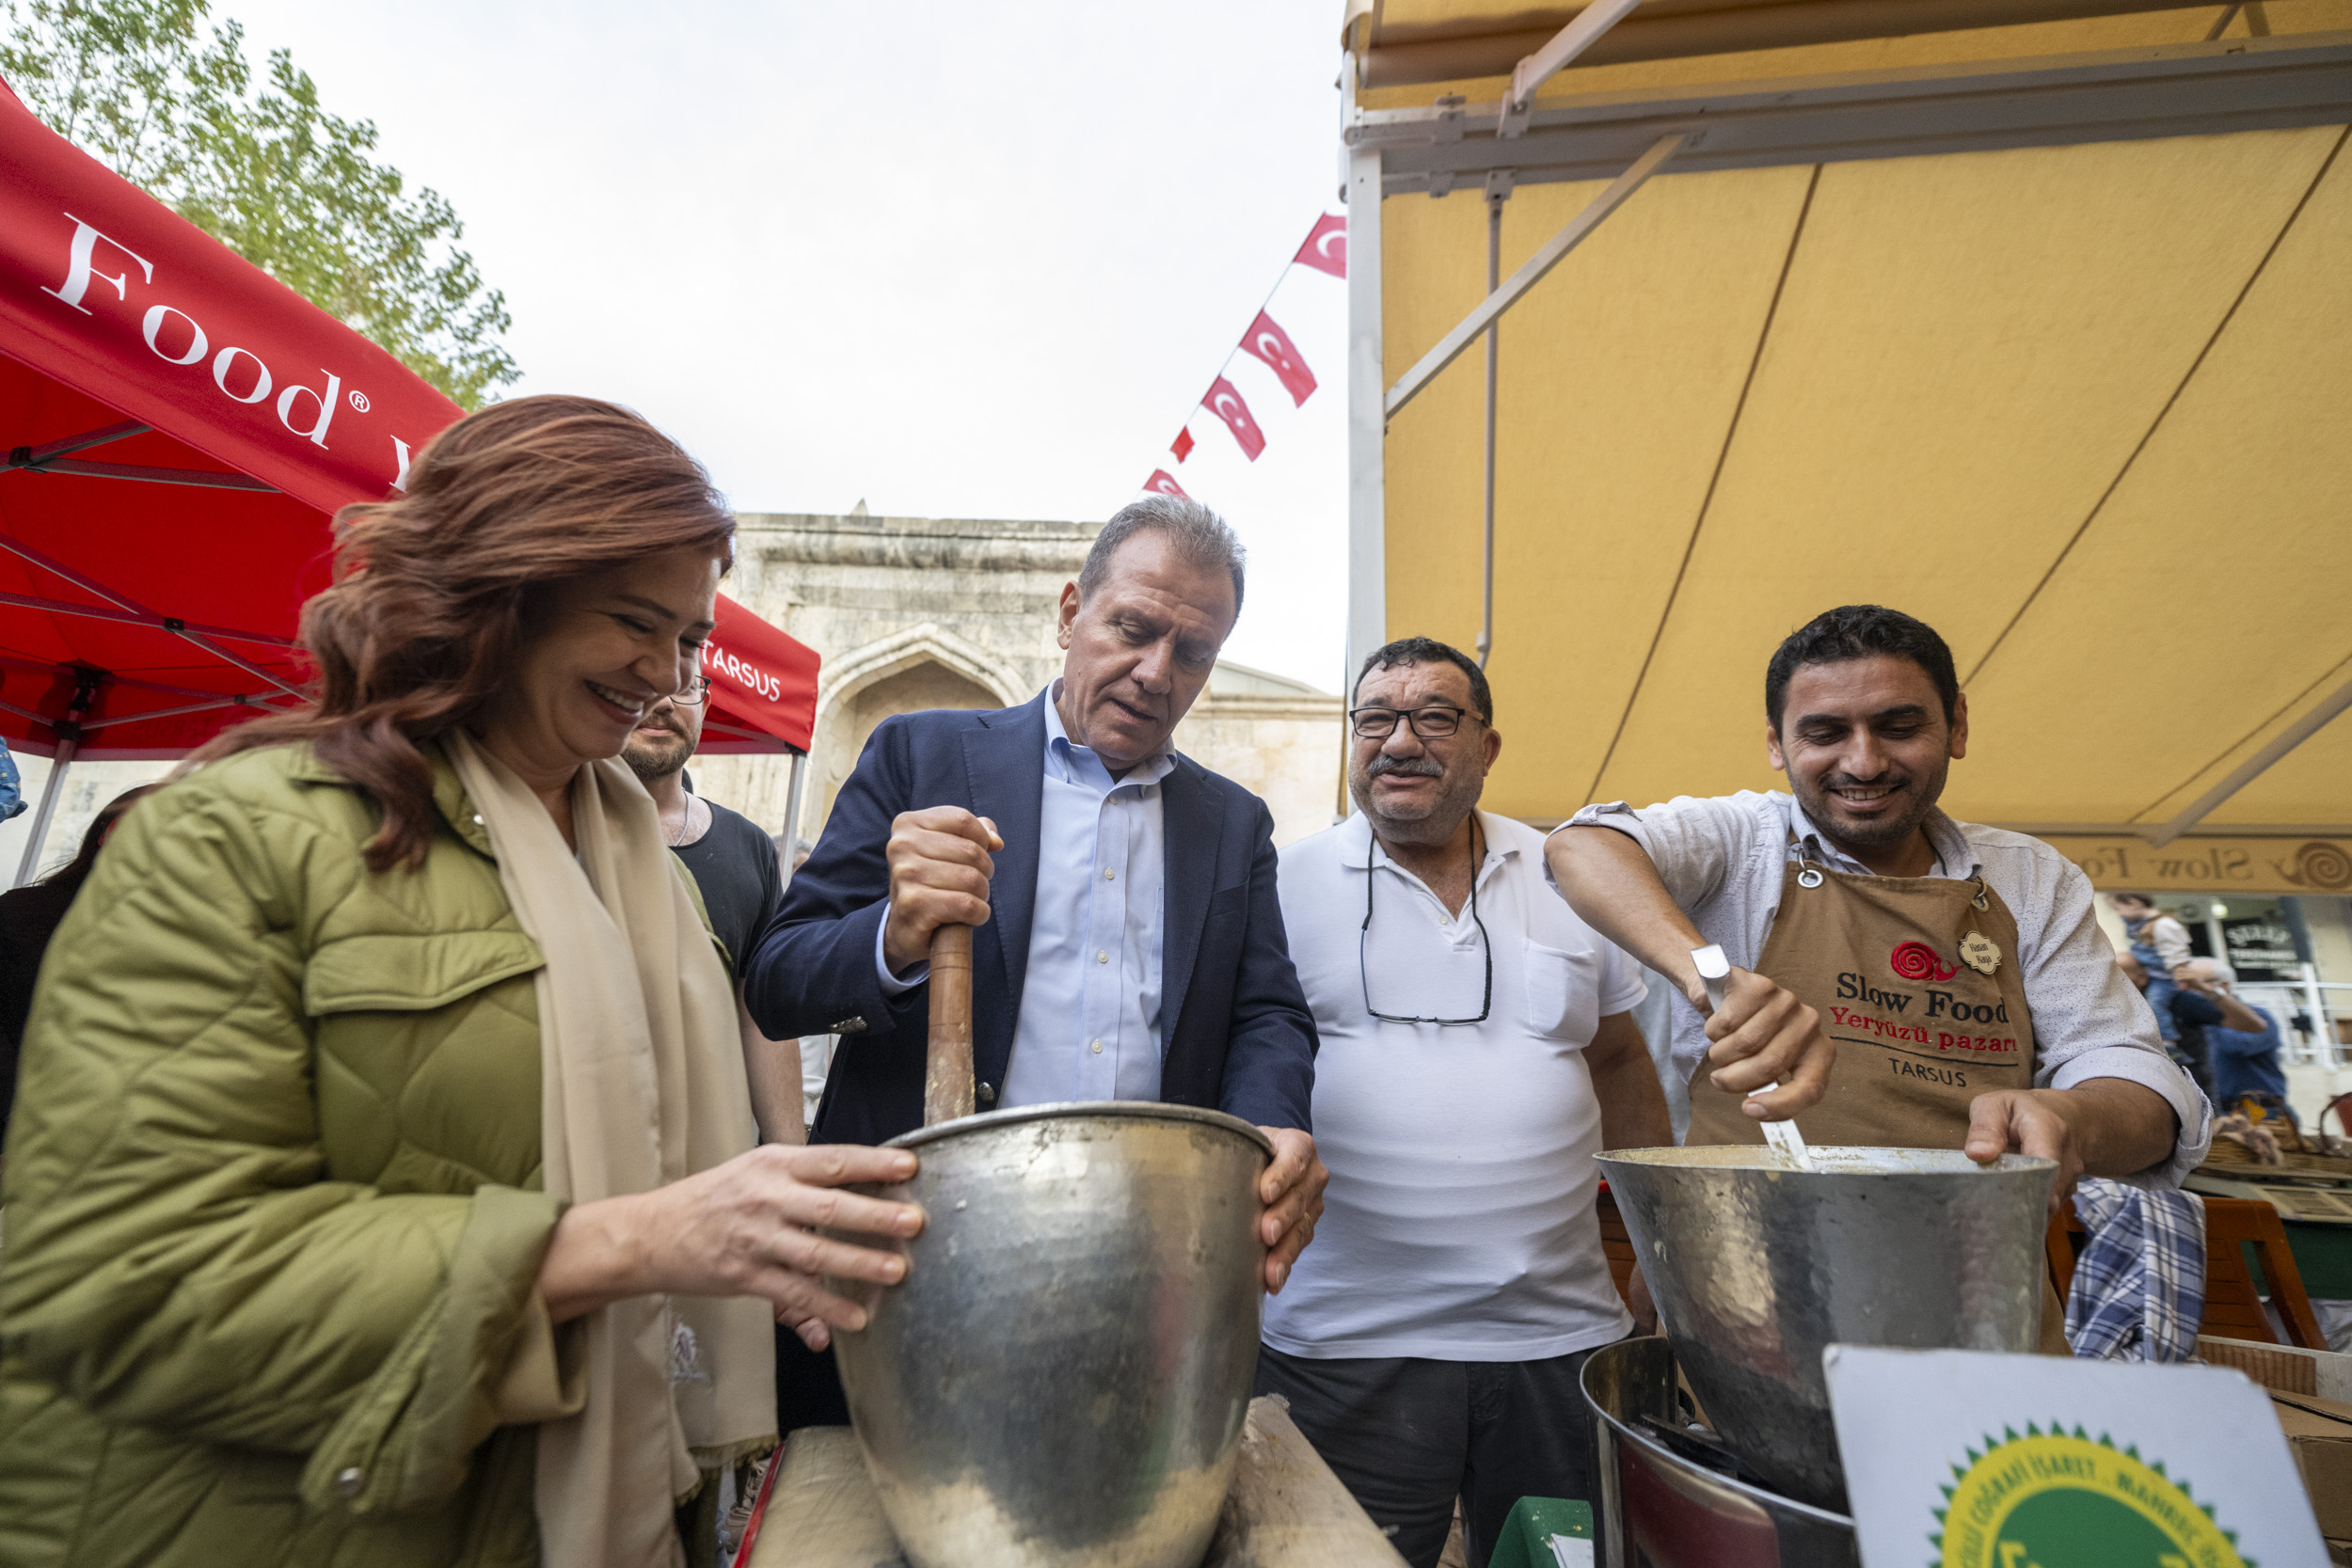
2064, 1178, 2206, 1361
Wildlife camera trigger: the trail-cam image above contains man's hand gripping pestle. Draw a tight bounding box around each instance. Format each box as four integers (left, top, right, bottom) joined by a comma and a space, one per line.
1692, 943, 1814, 1171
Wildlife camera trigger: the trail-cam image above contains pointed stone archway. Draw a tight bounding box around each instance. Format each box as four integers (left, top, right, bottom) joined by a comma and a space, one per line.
799, 623, 1028, 843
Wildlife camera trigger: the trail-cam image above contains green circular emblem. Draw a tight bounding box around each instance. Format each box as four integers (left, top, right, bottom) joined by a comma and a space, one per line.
1933, 1426, 2250, 1568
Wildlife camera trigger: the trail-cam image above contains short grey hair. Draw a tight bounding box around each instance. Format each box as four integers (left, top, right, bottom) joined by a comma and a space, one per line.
2187, 957, 2237, 987
1078, 495, 1247, 617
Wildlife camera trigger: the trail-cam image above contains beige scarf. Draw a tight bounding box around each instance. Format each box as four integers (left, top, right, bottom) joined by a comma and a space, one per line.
446, 732, 775, 1567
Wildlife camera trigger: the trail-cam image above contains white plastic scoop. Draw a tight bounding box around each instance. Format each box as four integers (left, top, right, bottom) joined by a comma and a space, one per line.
1692, 943, 1814, 1171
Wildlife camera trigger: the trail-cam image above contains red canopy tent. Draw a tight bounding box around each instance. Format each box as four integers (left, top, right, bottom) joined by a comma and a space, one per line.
0, 78, 818, 881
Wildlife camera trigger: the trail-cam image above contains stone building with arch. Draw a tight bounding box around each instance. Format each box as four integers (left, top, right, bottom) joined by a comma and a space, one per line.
0, 510, 1344, 886
690, 509, 1344, 852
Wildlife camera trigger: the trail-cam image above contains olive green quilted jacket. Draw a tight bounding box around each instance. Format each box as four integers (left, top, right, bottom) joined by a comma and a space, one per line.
1, 743, 589, 1567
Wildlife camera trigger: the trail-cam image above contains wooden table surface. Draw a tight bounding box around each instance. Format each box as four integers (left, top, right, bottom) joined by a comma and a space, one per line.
745, 1396, 1407, 1568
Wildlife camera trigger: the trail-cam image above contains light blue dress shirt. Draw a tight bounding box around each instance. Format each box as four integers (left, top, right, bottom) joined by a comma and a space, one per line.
874, 686, 1172, 1104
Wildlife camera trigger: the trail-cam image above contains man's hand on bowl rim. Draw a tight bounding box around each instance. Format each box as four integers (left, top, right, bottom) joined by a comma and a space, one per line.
1256, 1126, 1327, 1294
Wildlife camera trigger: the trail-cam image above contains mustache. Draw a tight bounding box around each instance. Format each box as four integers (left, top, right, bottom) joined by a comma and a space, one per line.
1367, 755, 1444, 780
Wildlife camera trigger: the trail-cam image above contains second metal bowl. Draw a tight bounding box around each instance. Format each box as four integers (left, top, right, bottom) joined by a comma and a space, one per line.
1596, 1145, 2055, 1511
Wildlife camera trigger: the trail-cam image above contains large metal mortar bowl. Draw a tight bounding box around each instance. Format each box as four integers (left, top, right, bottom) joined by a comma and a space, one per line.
829, 1101, 1271, 1568
1596, 1146, 2056, 1512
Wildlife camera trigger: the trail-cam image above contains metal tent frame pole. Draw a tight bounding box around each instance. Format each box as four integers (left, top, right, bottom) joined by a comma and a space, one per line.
2149, 672, 2352, 846
782, 748, 809, 870
11, 737, 72, 887
1386, 132, 1686, 420
1344, 139, 1387, 690
1347, 31, 2352, 197
1478, 176, 1505, 671
11, 671, 102, 888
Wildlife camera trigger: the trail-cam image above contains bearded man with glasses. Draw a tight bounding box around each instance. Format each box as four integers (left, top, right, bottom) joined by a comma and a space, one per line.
1261, 636, 1670, 1568
622, 676, 807, 1145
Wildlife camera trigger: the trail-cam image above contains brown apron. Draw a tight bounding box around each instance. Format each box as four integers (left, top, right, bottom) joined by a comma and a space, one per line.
1684, 844, 2070, 1353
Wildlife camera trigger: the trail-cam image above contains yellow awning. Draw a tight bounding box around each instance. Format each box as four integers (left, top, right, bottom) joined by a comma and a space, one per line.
1352, 0, 2352, 842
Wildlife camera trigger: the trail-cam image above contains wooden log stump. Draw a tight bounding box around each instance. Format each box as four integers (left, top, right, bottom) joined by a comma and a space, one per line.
1201, 1397, 1411, 1567
744, 1427, 899, 1566
744, 1397, 1407, 1568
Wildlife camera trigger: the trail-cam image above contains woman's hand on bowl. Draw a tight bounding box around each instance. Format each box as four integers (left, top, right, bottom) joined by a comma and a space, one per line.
536, 1143, 925, 1329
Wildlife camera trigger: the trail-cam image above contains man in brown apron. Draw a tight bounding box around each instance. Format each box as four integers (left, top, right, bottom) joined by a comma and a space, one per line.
1546, 606, 2210, 1346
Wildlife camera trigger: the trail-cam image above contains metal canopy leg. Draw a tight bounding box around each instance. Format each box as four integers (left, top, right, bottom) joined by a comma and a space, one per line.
781, 748, 808, 876
1345, 143, 1388, 688
13, 739, 73, 887
12, 669, 107, 886
1478, 174, 1509, 671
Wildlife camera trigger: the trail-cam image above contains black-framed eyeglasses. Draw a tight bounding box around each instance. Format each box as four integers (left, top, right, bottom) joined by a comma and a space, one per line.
673, 675, 713, 705
1359, 836, 1492, 1026
1350, 704, 1473, 740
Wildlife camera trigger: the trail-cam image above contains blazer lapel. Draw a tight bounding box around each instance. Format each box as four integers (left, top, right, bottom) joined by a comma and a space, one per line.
1156, 757, 1223, 1047
962, 692, 1048, 1028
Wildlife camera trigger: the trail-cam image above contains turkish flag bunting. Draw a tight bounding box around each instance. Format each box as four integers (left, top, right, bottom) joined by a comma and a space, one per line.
1294, 214, 1346, 278
1145, 468, 1189, 499
1240, 310, 1317, 408
1171, 427, 1195, 463
1204, 375, 1265, 461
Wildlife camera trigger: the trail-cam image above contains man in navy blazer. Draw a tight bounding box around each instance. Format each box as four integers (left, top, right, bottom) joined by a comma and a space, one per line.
746, 498, 1327, 1357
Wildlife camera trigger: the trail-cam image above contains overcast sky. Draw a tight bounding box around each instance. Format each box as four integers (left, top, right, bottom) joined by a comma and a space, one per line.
216, 0, 1354, 690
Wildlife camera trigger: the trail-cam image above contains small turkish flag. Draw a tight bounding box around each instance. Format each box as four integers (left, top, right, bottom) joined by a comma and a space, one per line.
1145, 469, 1189, 499
1294, 214, 1346, 278
1241, 311, 1317, 408
1171, 427, 1195, 463
1204, 376, 1265, 462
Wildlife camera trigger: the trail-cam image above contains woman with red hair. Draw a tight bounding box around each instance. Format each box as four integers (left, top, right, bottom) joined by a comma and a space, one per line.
0, 396, 919, 1567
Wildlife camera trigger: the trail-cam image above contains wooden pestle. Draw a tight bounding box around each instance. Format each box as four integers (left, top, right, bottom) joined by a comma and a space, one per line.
922, 923, 976, 1125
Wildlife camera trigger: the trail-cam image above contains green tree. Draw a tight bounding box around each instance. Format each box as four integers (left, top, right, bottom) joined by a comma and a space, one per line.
2, 0, 517, 407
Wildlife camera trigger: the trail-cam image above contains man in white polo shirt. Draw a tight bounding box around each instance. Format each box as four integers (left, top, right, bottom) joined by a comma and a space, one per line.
1262, 637, 1669, 1568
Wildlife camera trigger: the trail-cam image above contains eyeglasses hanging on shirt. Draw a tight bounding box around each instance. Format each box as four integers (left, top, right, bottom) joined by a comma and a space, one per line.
1359, 826, 1492, 1026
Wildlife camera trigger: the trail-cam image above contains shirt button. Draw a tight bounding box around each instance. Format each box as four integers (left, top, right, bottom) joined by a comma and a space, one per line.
1090, 1040, 1104, 1053
1096, 951, 1108, 964
334, 1466, 366, 1498
1104, 868, 1116, 880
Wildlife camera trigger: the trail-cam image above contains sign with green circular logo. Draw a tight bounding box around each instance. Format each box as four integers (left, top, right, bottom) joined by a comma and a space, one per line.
1936, 1426, 2249, 1568
1828, 1348, 2323, 1568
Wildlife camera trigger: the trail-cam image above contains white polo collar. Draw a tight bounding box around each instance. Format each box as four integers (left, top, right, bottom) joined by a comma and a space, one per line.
1341, 809, 1517, 879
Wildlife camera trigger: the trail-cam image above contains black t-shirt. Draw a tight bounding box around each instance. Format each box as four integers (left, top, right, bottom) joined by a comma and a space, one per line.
671, 798, 785, 976
0, 876, 84, 1137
